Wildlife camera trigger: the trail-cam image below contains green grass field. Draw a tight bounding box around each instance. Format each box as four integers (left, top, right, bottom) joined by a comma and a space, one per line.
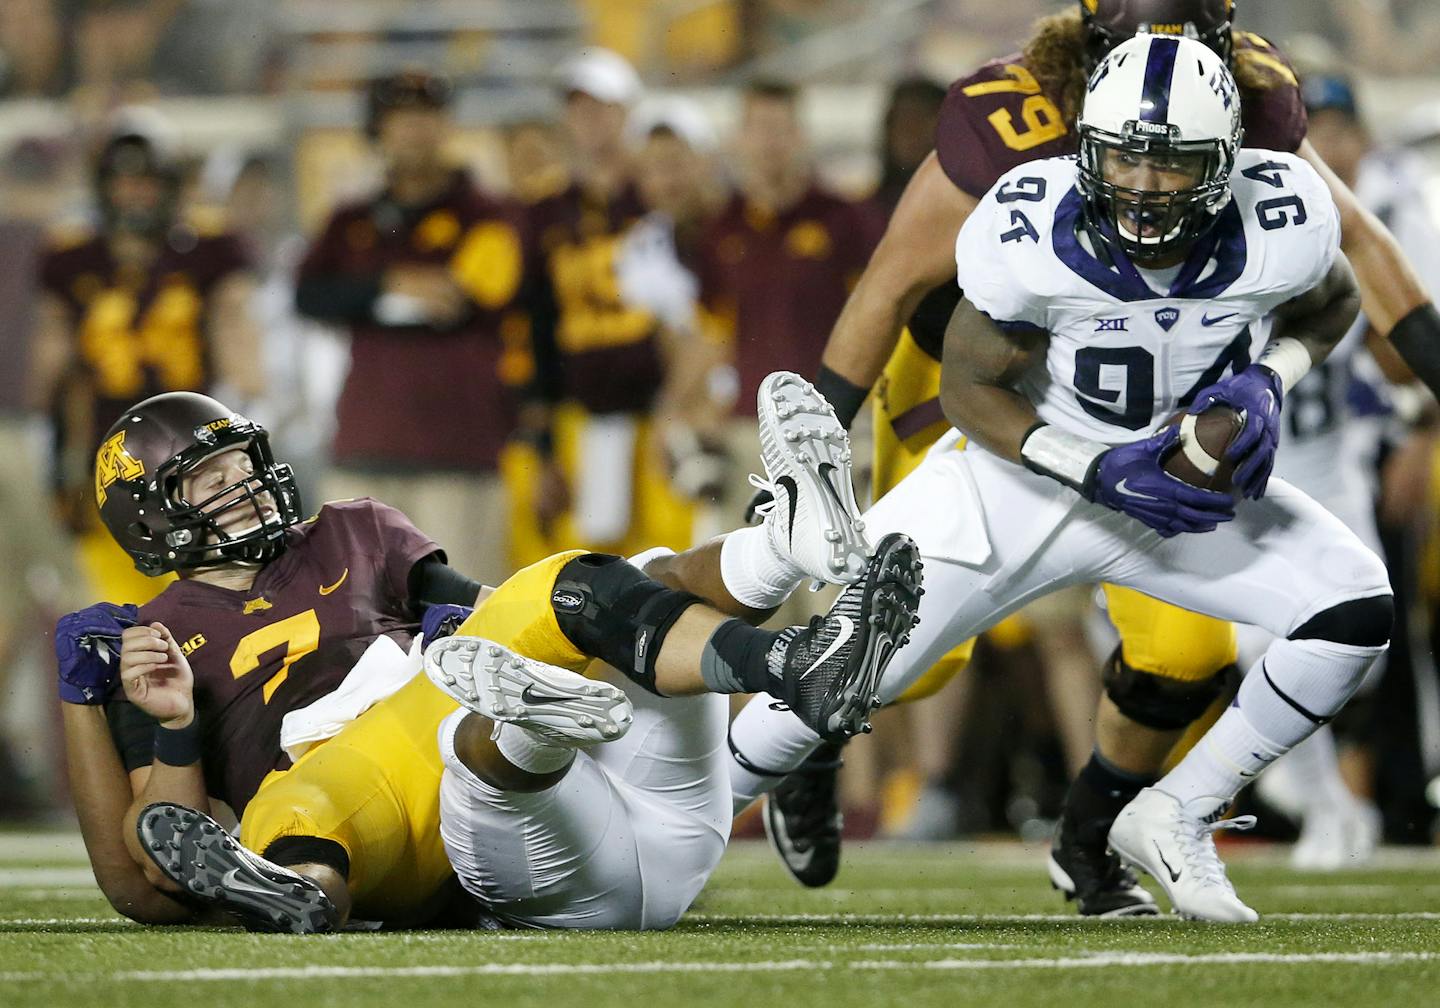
3, 830, 1438, 1008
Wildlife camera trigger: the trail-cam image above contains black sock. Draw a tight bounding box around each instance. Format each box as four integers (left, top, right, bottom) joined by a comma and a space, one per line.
263, 836, 350, 879
700, 619, 782, 694
1063, 750, 1155, 842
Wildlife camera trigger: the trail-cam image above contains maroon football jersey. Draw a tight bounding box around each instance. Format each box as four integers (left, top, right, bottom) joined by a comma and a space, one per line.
39, 227, 252, 485
118, 498, 438, 814
298, 170, 527, 472
525, 181, 663, 414
696, 186, 884, 416
936, 33, 1306, 200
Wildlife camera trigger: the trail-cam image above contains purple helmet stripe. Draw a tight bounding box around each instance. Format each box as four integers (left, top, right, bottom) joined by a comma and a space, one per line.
1139, 36, 1181, 123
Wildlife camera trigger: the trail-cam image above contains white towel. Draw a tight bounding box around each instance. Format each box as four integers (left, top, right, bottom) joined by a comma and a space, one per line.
279, 635, 423, 762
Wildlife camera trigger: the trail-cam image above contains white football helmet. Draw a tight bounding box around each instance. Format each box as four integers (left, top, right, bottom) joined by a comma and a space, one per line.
1076, 33, 1243, 261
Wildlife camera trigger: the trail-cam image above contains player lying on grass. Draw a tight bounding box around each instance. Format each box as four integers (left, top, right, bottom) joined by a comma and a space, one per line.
60, 376, 919, 930
721, 34, 1393, 922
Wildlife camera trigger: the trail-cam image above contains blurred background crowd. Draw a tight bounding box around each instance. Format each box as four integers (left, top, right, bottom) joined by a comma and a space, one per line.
2, 0, 1440, 860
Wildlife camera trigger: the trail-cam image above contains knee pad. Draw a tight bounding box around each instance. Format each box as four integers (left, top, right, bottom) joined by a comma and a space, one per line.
1102, 647, 1238, 732
551, 554, 703, 695
1289, 594, 1394, 648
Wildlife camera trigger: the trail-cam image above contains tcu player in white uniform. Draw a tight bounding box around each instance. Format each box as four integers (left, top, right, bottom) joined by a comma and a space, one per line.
721, 34, 1393, 923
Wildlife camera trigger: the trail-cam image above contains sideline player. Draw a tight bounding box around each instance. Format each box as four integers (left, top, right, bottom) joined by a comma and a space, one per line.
62, 376, 916, 929
726, 34, 1392, 923
741, 0, 1436, 916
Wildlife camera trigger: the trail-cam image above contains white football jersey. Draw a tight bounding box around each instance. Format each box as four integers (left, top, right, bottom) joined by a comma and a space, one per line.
954, 150, 1341, 446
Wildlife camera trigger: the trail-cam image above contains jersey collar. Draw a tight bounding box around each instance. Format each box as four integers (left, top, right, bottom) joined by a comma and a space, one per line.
1051, 186, 1248, 302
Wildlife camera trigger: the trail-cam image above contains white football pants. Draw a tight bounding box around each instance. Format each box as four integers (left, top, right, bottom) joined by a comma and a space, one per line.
438, 677, 730, 930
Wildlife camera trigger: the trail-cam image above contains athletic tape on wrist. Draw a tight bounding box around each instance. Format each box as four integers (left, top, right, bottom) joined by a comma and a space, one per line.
1255, 336, 1312, 395
1020, 423, 1106, 492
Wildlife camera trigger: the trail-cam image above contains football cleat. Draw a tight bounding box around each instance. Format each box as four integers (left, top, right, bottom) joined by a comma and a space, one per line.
1290, 797, 1382, 872
1108, 787, 1258, 923
1048, 816, 1158, 917
424, 635, 633, 747
771, 532, 923, 742
752, 371, 870, 584
137, 802, 339, 934
762, 741, 846, 888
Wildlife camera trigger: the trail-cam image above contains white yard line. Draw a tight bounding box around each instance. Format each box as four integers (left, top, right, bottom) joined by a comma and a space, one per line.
1, 951, 1435, 985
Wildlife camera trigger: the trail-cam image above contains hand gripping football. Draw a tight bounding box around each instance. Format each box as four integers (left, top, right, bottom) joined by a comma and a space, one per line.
1162, 404, 1244, 494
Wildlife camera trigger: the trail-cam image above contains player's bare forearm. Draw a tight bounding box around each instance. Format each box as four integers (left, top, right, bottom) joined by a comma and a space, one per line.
820, 153, 977, 388
939, 296, 1048, 465
1272, 253, 1361, 367
1300, 141, 1428, 335
63, 705, 198, 924
121, 760, 212, 875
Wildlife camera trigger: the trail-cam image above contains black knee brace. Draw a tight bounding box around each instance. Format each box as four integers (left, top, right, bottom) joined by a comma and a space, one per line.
263, 836, 350, 879
1101, 647, 1238, 732
551, 554, 704, 695
1289, 594, 1394, 648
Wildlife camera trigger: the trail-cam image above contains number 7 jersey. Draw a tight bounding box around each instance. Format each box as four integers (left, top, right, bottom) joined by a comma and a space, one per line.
953, 150, 1340, 445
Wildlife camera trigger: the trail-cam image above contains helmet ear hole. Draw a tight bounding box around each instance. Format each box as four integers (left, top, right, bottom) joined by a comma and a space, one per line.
126, 522, 155, 543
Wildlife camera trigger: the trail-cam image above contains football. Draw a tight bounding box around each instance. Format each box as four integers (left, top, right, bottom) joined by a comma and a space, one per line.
1162, 404, 1244, 494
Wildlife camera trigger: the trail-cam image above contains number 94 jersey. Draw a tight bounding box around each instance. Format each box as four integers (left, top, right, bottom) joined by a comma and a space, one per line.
954, 150, 1340, 445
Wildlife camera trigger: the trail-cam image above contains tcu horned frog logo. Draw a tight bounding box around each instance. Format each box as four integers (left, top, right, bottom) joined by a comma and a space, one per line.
94, 430, 145, 506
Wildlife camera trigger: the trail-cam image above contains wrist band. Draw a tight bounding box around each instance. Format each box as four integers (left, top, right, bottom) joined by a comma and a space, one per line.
814, 365, 869, 430
1255, 336, 1312, 395
1020, 423, 1106, 494
1386, 302, 1440, 401
154, 719, 202, 767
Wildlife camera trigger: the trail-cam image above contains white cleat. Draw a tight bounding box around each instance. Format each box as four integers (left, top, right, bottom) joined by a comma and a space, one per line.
753, 371, 870, 584
1108, 787, 1259, 923
1291, 798, 1382, 872
424, 635, 633, 747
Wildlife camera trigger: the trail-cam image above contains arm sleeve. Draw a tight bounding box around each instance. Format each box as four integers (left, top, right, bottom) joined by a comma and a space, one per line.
294, 212, 384, 325
407, 554, 484, 607
105, 699, 158, 773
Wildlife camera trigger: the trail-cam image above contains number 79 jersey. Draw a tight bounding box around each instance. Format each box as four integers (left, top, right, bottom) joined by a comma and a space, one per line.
953, 150, 1340, 445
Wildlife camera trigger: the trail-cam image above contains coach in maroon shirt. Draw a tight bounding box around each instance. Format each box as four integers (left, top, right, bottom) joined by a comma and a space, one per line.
295, 72, 527, 585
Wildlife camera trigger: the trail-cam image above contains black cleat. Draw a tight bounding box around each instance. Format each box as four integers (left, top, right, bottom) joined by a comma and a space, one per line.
1047, 815, 1159, 917
772, 532, 923, 742
762, 740, 845, 888
137, 802, 340, 934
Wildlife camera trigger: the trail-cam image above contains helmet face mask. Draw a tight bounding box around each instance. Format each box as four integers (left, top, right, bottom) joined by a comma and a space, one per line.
1078, 127, 1231, 261
1075, 34, 1242, 264
95, 393, 304, 576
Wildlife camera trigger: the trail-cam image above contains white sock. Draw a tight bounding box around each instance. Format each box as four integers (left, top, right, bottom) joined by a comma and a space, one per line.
1160, 636, 1384, 804
720, 525, 806, 610
727, 693, 822, 815
494, 723, 574, 774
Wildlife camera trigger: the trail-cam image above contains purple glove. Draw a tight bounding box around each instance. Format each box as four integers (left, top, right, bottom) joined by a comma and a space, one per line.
1085, 425, 1237, 537
1188, 364, 1284, 499
54, 603, 139, 704
421, 603, 474, 645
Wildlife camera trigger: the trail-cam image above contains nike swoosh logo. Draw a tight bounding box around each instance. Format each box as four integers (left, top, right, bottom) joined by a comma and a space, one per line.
799, 615, 854, 681
1153, 841, 1182, 883
221, 867, 283, 900
520, 683, 574, 705
318, 568, 349, 596
776, 475, 799, 550
1201, 313, 1237, 326
1114, 478, 1155, 500
817, 462, 848, 511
